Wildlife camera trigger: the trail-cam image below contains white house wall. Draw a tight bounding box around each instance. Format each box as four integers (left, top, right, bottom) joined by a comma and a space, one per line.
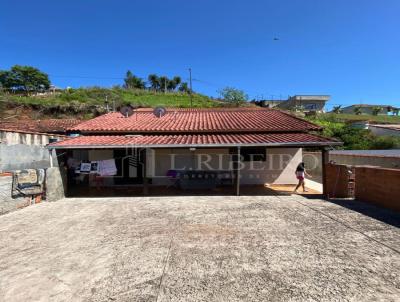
150, 148, 231, 185
240, 148, 301, 185
149, 147, 302, 186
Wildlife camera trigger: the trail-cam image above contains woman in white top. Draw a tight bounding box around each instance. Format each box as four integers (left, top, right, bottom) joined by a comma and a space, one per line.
293, 162, 312, 193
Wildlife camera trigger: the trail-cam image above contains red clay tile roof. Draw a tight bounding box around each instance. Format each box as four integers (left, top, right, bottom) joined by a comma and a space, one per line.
49, 133, 340, 148
70, 108, 321, 134
0, 119, 81, 134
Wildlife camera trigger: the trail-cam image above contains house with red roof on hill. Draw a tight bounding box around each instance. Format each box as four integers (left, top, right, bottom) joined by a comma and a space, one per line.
48, 107, 341, 196
0, 119, 81, 146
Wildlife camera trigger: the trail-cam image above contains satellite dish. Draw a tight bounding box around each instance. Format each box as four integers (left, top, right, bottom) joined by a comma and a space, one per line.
153, 106, 167, 118
120, 106, 134, 117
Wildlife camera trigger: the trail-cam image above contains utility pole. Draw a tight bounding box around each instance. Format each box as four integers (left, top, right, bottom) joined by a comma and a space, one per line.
189, 68, 193, 107
105, 95, 109, 112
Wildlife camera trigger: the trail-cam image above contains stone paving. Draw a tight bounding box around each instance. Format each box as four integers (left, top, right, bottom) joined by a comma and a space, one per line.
0, 195, 399, 301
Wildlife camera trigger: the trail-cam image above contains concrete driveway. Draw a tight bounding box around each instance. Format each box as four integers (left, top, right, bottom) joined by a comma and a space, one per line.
0, 195, 399, 302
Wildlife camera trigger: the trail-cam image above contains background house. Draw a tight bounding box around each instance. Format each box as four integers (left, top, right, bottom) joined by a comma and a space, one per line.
340, 104, 399, 115
346, 121, 400, 137
0, 119, 80, 146
261, 95, 330, 112
368, 124, 400, 137
0, 119, 81, 171
260, 99, 285, 108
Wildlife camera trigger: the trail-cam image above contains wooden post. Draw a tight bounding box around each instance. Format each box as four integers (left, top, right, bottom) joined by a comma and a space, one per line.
236, 146, 241, 196
321, 148, 329, 198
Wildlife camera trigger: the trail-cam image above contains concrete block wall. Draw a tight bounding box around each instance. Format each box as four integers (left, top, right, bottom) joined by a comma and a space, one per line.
0, 144, 53, 172
355, 166, 400, 213
0, 175, 33, 215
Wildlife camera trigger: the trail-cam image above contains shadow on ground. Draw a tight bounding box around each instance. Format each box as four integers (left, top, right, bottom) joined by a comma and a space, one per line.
328, 198, 400, 228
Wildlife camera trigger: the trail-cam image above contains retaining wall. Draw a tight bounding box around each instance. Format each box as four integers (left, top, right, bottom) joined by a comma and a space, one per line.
355, 166, 400, 213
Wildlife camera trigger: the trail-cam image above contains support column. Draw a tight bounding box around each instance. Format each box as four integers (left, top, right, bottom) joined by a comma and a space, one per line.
143, 149, 149, 195
236, 146, 241, 196
321, 148, 329, 198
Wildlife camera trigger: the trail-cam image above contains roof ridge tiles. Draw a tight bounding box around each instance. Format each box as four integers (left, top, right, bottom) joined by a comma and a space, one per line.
68, 108, 322, 133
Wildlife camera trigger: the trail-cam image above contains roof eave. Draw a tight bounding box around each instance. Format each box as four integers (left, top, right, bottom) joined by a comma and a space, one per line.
48, 141, 343, 150
70, 128, 323, 135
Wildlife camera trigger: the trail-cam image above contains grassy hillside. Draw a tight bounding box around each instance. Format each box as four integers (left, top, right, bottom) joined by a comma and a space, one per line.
323, 113, 400, 124
0, 87, 223, 119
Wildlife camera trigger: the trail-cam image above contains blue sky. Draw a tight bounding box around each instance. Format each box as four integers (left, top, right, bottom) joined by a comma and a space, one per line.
1, 0, 400, 109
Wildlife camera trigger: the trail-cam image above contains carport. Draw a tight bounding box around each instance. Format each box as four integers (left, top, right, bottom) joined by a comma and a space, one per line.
48, 134, 340, 197
47, 108, 342, 197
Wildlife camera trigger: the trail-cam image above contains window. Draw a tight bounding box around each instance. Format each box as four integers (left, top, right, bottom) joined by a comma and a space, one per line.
304, 103, 317, 110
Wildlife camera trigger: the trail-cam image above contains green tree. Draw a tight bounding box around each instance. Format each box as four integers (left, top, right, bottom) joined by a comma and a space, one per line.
167, 76, 181, 91
372, 106, 382, 116
158, 76, 169, 92
354, 106, 362, 115
0, 71, 7, 91
218, 87, 248, 106
332, 105, 342, 114
178, 82, 190, 93
309, 115, 400, 150
124, 70, 145, 89
0, 65, 50, 93
370, 135, 400, 149
147, 74, 160, 91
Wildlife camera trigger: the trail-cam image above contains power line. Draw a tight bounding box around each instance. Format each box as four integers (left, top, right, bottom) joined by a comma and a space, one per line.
49, 74, 124, 80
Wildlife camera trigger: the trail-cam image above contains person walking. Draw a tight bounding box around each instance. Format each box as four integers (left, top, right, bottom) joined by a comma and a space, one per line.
293, 162, 312, 193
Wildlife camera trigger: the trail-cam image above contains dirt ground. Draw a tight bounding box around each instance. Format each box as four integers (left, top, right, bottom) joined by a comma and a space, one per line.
0, 195, 399, 302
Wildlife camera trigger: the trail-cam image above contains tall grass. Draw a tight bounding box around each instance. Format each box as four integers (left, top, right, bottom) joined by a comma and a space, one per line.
324, 113, 400, 124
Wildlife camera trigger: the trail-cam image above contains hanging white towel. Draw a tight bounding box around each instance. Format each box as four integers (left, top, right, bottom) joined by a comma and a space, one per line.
98, 159, 117, 176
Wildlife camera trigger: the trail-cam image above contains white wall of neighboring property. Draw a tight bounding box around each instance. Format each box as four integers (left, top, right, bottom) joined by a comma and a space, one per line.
149, 147, 302, 186
369, 125, 400, 137
0, 130, 62, 146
